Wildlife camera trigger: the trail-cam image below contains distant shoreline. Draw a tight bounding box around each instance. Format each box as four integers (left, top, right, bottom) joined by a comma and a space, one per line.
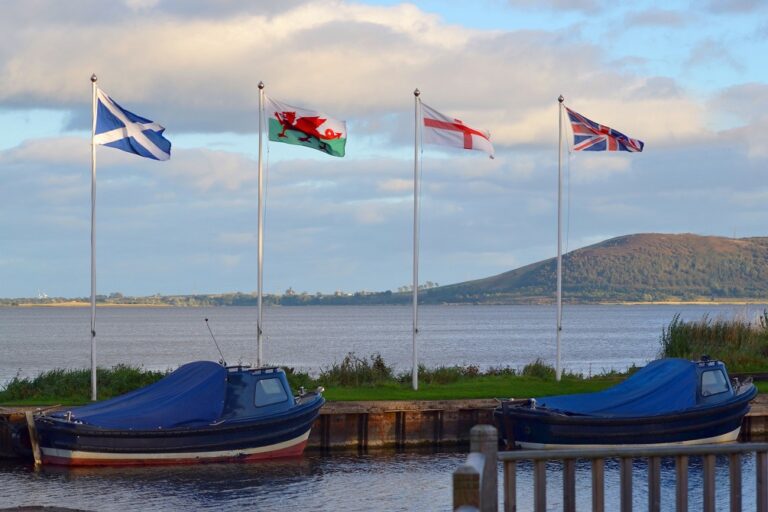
15, 302, 171, 308
5, 299, 767, 308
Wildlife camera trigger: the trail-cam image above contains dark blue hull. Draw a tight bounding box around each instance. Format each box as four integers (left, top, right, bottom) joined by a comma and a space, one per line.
495, 386, 756, 448
35, 395, 324, 466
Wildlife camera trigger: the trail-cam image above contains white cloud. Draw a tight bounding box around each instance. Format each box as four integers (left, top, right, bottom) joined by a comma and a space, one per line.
0, 0, 708, 150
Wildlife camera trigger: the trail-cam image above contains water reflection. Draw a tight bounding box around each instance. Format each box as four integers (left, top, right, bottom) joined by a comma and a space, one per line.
1, 449, 761, 511
0, 449, 462, 512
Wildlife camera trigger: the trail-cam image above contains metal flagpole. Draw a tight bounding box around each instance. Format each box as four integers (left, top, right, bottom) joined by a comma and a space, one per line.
556, 95, 564, 382
90, 74, 98, 400
412, 88, 421, 391
257, 81, 265, 368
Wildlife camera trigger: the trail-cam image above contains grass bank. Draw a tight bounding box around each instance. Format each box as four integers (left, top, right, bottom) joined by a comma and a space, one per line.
0, 356, 624, 406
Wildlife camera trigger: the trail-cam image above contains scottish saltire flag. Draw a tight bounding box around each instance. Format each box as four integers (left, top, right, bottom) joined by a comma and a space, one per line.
565, 107, 644, 152
264, 96, 346, 157
422, 103, 494, 158
94, 89, 171, 160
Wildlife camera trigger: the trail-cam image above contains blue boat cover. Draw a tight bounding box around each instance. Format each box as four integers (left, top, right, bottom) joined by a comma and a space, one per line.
537, 358, 699, 417
52, 361, 227, 429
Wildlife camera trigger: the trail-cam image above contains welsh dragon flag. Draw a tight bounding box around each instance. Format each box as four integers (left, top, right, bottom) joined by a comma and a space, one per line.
264, 96, 347, 157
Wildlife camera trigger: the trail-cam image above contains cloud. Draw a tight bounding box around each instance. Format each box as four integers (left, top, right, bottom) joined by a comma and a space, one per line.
0, 0, 706, 153
565, 153, 633, 182
624, 9, 687, 28
705, 0, 764, 13
712, 82, 768, 122
685, 39, 744, 73
377, 178, 411, 192
506, 0, 600, 13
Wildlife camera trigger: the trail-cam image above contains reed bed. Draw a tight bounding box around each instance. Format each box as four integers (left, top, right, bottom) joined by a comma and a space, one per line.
660, 311, 768, 372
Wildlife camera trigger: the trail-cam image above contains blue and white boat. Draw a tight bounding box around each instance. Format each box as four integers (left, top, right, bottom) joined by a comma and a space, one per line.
494, 358, 757, 449
19, 361, 324, 466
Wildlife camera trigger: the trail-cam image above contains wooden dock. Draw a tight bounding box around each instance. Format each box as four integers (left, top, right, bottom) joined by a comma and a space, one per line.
2, 395, 767, 458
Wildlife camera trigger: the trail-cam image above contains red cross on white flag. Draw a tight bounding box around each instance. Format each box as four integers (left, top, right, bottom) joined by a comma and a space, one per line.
421, 102, 494, 158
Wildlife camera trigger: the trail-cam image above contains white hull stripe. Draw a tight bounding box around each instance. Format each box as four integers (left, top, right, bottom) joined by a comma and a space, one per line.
42, 430, 310, 461
517, 427, 741, 450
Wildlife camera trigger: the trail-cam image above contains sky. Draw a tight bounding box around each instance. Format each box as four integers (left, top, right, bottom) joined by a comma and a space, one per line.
0, 0, 766, 298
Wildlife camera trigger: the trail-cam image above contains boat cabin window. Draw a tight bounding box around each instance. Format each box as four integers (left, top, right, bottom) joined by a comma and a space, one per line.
701, 369, 729, 397
254, 378, 288, 407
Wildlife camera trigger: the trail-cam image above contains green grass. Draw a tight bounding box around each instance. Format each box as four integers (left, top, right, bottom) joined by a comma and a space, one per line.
322, 374, 620, 401
0, 365, 167, 405
0, 358, 621, 406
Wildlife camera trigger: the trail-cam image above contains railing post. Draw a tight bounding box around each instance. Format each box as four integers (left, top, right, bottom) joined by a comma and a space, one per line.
470, 425, 498, 512
534, 460, 546, 512
503, 460, 516, 512
703, 454, 716, 512
454, 459, 481, 511
757, 450, 768, 512
563, 459, 576, 512
675, 455, 688, 512
620, 457, 633, 512
648, 456, 661, 512
592, 458, 605, 512
729, 453, 741, 512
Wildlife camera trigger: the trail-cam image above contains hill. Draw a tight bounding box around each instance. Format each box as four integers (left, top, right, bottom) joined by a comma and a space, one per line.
4, 234, 768, 306
418, 233, 768, 304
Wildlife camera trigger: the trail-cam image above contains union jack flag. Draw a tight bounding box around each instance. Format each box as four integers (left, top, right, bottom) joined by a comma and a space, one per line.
565, 107, 644, 152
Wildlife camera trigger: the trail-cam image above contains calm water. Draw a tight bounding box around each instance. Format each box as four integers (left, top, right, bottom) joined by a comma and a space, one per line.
0, 451, 761, 510
1, 304, 765, 510
0, 303, 765, 384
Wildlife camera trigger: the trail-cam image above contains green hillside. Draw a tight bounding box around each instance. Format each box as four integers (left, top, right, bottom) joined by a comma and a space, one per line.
419, 233, 768, 304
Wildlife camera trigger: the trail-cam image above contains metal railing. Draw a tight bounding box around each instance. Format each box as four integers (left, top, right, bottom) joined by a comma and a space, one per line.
453, 425, 768, 512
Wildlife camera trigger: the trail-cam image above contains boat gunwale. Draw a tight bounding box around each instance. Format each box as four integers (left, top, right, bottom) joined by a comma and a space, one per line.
494, 384, 757, 427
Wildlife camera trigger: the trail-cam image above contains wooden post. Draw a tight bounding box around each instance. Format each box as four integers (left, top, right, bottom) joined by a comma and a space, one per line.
648, 456, 661, 512
620, 457, 633, 512
503, 460, 516, 512
454, 453, 484, 510
592, 458, 605, 512
533, 460, 546, 512
24, 411, 42, 467
470, 425, 498, 512
757, 450, 768, 512
563, 459, 576, 512
729, 452, 741, 512
703, 454, 716, 512
675, 455, 688, 512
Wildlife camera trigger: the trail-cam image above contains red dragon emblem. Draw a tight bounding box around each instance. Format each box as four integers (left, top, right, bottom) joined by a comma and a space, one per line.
273, 111, 342, 142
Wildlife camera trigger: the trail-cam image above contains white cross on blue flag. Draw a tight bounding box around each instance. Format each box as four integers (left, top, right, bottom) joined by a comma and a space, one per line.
93, 89, 171, 160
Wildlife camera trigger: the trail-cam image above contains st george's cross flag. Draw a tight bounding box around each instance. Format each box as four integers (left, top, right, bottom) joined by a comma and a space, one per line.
565, 107, 644, 152
264, 96, 347, 157
421, 103, 494, 158
93, 89, 171, 160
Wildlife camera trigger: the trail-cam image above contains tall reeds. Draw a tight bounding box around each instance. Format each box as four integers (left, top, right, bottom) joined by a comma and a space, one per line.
659, 310, 768, 371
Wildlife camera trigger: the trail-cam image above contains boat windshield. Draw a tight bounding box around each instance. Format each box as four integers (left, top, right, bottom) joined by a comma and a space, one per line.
255, 377, 289, 407
701, 369, 729, 397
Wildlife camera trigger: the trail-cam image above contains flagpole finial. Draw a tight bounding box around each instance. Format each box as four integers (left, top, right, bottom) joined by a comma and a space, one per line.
91, 74, 98, 83
258, 81, 264, 90
414, 88, 420, 97
558, 95, 564, 103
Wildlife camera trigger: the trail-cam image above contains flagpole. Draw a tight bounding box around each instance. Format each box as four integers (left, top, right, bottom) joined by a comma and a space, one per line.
556, 95, 564, 382
257, 81, 265, 368
90, 74, 98, 401
412, 88, 421, 391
